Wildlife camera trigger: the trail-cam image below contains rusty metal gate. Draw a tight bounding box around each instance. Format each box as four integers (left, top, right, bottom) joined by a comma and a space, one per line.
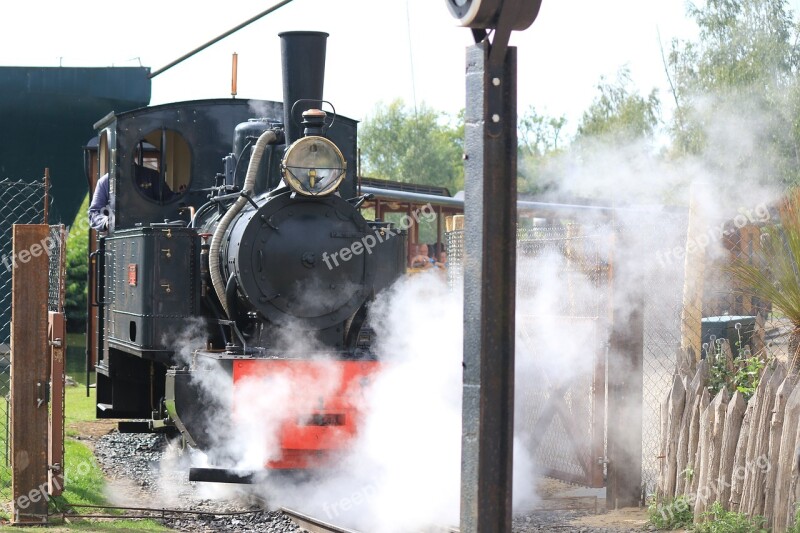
514, 225, 610, 488
0, 177, 66, 522
448, 223, 612, 488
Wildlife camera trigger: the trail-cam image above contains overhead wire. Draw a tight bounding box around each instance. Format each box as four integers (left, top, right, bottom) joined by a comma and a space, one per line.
405, 0, 419, 117
149, 0, 296, 79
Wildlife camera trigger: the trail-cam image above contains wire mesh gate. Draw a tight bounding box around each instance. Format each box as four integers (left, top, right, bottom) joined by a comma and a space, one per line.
448, 224, 613, 488
514, 225, 611, 488
0, 177, 65, 517
447, 213, 693, 495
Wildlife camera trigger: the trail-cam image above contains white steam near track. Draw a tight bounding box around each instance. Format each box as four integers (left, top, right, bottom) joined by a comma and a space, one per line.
150, 86, 790, 530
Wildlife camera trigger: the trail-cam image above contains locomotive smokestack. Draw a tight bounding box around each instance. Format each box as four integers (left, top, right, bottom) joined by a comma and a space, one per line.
279, 31, 328, 146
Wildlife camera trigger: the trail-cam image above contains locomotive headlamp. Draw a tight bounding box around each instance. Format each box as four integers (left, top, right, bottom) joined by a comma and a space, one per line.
281, 136, 346, 196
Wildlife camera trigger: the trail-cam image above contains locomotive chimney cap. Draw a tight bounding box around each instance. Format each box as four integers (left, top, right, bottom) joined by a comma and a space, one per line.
302, 109, 326, 119
301, 108, 328, 137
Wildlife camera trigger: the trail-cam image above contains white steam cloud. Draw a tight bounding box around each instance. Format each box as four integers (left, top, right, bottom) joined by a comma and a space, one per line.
148, 85, 789, 529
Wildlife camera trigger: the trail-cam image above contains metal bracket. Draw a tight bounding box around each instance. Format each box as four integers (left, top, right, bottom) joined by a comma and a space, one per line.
240, 190, 260, 210
484, 5, 517, 138
36, 381, 50, 408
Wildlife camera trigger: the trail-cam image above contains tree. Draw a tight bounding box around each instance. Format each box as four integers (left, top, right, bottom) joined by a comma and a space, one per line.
517, 106, 568, 195
358, 100, 464, 194
65, 194, 89, 332
575, 67, 660, 143
667, 0, 800, 183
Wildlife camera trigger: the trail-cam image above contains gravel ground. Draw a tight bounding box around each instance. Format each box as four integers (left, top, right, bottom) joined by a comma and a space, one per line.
92, 430, 653, 532
93, 431, 304, 532
511, 509, 651, 533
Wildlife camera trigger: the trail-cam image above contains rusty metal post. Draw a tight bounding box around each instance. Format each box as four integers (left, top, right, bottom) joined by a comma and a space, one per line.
48, 311, 65, 496
11, 224, 50, 524
460, 41, 518, 532
606, 228, 645, 507
43, 168, 49, 225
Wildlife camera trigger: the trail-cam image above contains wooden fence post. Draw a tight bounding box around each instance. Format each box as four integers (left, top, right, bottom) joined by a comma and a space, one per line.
774, 379, 800, 532
694, 388, 729, 521
659, 375, 686, 500
743, 363, 785, 517
679, 182, 709, 374
787, 400, 800, 529
688, 388, 710, 497
763, 374, 794, 528
730, 399, 755, 511
676, 362, 708, 496
718, 391, 746, 511
10, 224, 50, 524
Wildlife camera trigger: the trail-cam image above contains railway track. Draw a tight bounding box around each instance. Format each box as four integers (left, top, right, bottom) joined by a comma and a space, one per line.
281, 507, 361, 533
281, 507, 460, 533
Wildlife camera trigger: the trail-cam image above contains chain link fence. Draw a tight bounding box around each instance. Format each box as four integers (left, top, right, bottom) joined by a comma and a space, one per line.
0, 178, 55, 506
515, 224, 612, 487
447, 222, 615, 487
446, 211, 694, 496
638, 213, 690, 496
445, 202, 792, 501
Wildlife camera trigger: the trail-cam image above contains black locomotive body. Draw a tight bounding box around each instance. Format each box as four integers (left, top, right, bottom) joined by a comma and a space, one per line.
87, 31, 406, 476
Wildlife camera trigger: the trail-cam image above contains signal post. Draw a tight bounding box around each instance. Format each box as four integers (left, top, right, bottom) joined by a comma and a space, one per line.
447, 1, 542, 531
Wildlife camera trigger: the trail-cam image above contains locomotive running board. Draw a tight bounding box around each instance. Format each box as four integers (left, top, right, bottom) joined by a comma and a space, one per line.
189, 467, 255, 484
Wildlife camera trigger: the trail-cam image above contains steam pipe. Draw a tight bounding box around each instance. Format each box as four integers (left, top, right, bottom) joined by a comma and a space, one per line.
209, 129, 277, 317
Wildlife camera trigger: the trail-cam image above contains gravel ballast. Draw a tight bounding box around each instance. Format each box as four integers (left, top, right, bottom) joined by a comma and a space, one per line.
92, 430, 651, 532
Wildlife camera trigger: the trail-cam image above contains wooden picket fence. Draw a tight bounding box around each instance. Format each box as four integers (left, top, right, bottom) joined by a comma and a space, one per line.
657, 346, 800, 532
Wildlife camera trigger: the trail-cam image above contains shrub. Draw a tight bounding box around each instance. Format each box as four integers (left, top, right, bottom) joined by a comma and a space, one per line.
693, 502, 767, 533
647, 494, 693, 530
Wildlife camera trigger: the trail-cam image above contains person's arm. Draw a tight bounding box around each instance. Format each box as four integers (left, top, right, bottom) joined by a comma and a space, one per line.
88, 174, 110, 231
411, 254, 429, 268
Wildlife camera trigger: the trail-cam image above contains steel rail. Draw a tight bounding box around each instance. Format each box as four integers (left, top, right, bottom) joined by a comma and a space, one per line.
280, 507, 361, 533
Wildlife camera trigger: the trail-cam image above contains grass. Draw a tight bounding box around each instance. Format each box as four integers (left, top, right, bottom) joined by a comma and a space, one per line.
0, 332, 166, 530
65, 384, 96, 439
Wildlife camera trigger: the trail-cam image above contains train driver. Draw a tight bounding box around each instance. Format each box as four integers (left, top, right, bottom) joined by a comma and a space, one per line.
88, 173, 111, 232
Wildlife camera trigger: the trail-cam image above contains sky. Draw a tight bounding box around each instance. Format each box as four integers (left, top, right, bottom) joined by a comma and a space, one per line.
2, 1, 800, 133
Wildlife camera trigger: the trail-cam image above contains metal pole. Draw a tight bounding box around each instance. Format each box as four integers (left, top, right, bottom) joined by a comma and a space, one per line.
460, 41, 517, 532
606, 228, 644, 508
43, 168, 49, 225
11, 225, 50, 524
606, 302, 644, 507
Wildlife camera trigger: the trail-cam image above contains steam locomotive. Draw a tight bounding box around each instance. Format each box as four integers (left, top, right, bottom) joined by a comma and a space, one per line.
85, 31, 407, 482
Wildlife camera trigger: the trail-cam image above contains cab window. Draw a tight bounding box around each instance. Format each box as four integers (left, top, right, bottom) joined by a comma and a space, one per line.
132, 129, 191, 203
